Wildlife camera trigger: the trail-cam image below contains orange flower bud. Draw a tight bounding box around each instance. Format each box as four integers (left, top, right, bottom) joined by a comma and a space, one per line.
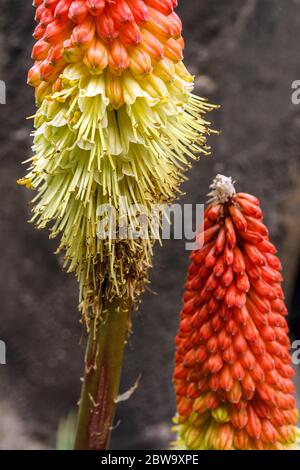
44, 0, 59, 8
119, 20, 142, 46
84, 38, 108, 73
145, 7, 173, 39
62, 39, 84, 62
105, 70, 124, 108
126, 0, 150, 24
52, 77, 63, 93
86, 0, 105, 16
33, 22, 47, 40
129, 48, 152, 75
145, 0, 174, 16
140, 29, 164, 61
153, 58, 175, 81
31, 39, 51, 60
33, 0, 43, 10
109, 0, 134, 25
54, 0, 72, 20
96, 9, 119, 42
48, 44, 64, 66
164, 37, 183, 61
44, 18, 73, 44
40, 8, 54, 27
35, 4, 45, 23
168, 12, 182, 39
68, 1, 89, 23
27, 63, 42, 87
39, 59, 63, 82
71, 15, 96, 47
108, 39, 130, 74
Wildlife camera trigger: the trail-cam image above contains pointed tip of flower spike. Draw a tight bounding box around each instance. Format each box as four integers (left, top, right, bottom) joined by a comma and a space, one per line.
207, 174, 236, 205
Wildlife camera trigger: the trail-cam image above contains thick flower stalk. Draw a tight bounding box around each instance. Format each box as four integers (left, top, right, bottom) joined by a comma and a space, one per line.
173, 175, 299, 450
19, 0, 214, 324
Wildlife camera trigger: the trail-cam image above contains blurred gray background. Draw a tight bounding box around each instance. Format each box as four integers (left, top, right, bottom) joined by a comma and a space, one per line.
0, 0, 300, 450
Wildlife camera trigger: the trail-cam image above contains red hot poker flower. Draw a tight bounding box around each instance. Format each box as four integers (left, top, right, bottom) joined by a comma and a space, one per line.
173, 175, 300, 450
22, 0, 216, 323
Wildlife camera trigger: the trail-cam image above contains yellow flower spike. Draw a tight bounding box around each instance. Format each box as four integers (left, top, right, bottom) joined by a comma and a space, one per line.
20, 1, 216, 327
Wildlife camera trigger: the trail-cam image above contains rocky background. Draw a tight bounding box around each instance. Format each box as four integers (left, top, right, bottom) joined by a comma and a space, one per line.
0, 0, 300, 450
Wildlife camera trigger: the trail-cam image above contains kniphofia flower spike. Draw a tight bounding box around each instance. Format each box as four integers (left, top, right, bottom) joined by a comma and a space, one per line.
19, 0, 215, 324
173, 175, 300, 450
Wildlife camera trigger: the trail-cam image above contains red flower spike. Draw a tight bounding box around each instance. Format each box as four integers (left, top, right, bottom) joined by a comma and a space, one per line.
68, 1, 89, 23
173, 175, 300, 450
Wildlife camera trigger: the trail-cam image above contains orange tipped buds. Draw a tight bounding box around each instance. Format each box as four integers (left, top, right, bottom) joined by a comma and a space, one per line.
27, 63, 42, 87
44, 19, 73, 44
168, 12, 182, 39
96, 9, 119, 42
141, 29, 164, 60
44, 0, 59, 8
119, 21, 142, 46
39, 59, 63, 81
109, 0, 134, 25
108, 39, 130, 74
33, 22, 47, 40
126, 0, 150, 24
62, 39, 83, 62
174, 175, 299, 450
35, 4, 45, 23
48, 44, 64, 65
33, 0, 43, 8
145, 7, 174, 39
145, 0, 174, 15
71, 15, 96, 46
164, 37, 183, 61
105, 70, 124, 108
83, 38, 108, 73
54, 0, 72, 19
40, 8, 54, 27
129, 48, 152, 75
31, 39, 51, 60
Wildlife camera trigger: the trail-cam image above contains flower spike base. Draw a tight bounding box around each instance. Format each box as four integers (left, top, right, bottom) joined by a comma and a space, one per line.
173, 175, 300, 450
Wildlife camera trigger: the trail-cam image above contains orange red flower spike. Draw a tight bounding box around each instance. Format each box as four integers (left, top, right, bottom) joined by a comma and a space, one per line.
173, 175, 300, 450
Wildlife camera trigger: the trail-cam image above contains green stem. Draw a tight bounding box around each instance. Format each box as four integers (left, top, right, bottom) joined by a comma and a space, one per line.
74, 299, 131, 450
